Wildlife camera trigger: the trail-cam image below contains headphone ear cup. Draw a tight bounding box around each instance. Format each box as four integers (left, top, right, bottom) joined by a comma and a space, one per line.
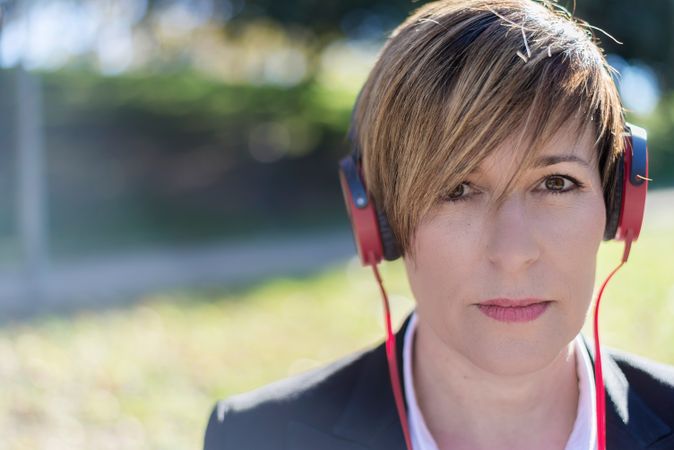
603, 150, 624, 241
339, 156, 385, 265
375, 207, 401, 261
614, 123, 649, 242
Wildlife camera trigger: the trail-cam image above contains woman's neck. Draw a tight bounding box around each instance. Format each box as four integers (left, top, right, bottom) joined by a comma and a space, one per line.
412, 321, 580, 450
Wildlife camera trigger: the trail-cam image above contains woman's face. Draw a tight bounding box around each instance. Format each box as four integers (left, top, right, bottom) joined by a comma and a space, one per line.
404, 123, 606, 376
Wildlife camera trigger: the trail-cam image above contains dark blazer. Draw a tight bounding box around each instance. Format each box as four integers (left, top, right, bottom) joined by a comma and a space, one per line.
204, 313, 674, 449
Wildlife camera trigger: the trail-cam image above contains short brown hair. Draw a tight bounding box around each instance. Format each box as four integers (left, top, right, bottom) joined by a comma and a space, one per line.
349, 0, 624, 255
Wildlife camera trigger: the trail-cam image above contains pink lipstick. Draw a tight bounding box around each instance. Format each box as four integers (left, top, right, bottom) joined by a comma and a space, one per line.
477, 298, 551, 323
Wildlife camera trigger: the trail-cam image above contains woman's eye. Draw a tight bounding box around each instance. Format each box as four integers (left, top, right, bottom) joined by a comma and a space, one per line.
539, 174, 582, 194
444, 182, 475, 202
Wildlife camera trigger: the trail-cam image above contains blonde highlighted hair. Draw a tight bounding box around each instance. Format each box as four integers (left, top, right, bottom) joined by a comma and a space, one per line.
349, 0, 625, 255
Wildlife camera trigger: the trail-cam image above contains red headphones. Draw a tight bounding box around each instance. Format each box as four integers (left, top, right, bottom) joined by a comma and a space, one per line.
339, 122, 649, 267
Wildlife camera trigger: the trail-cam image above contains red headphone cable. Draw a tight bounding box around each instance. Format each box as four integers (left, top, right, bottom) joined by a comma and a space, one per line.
593, 236, 632, 450
371, 260, 414, 450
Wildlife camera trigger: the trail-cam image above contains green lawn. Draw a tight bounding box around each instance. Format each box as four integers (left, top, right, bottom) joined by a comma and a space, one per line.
1, 225, 672, 449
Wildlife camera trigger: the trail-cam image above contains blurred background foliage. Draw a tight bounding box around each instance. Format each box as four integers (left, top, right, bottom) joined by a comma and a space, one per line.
0, 0, 672, 260
1, 69, 355, 258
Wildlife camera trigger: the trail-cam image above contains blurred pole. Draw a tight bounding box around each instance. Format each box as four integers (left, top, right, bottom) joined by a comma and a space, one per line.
10, 0, 49, 306
16, 67, 49, 305
669, 0, 674, 89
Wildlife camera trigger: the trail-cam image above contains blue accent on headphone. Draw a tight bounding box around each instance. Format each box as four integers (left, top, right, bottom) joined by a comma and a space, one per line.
340, 155, 369, 209
627, 123, 648, 187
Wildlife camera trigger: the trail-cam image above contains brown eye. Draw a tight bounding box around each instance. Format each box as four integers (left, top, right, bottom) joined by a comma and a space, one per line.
545, 176, 567, 191
448, 184, 465, 199
539, 174, 583, 195
443, 182, 475, 203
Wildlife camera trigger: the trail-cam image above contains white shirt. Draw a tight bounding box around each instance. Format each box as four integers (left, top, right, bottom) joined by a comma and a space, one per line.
403, 311, 597, 450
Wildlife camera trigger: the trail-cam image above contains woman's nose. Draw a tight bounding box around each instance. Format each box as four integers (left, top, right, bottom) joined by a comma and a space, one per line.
485, 195, 541, 272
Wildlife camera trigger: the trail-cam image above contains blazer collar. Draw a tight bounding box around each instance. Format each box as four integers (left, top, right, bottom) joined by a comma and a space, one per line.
579, 334, 671, 448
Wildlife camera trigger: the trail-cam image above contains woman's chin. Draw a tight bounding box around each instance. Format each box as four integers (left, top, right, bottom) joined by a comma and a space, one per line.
454, 305, 572, 374
462, 334, 569, 377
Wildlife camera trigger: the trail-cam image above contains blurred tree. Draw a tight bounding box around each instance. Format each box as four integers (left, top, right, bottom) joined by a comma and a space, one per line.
200, 0, 673, 87
573, 0, 672, 88
128, 0, 674, 87
1, 0, 670, 86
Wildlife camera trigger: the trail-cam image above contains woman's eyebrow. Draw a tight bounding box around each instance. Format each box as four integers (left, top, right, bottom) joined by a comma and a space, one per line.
533, 154, 590, 168
469, 154, 591, 174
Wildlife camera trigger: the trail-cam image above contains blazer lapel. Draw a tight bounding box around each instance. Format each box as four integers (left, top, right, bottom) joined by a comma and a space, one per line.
331, 313, 413, 450
287, 420, 371, 450
579, 334, 672, 449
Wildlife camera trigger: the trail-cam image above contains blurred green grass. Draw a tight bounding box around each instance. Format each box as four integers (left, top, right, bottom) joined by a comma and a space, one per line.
0, 225, 672, 449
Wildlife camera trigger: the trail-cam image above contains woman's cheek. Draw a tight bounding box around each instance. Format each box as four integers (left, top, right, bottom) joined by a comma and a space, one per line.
535, 195, 605, 253
412, 213, 479, 286
408, 212, 481, 298
418, 210, 479, 262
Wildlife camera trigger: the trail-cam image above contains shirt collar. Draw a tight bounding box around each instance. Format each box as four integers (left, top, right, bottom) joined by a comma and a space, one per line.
402, 310, 597, 450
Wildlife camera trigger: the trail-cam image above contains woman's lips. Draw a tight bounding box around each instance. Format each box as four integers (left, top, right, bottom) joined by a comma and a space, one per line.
476, 299, 552, 323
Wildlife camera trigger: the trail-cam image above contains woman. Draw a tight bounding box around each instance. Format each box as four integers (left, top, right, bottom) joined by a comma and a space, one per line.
204, 1, 674, 449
